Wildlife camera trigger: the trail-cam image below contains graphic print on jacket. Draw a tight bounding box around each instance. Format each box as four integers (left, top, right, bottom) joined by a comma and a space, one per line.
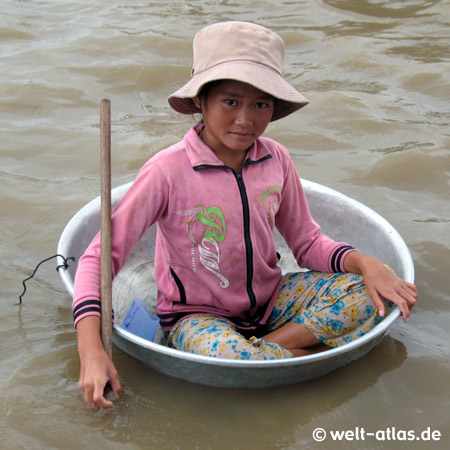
257, 185, 282, 229
177, 205, 230, 288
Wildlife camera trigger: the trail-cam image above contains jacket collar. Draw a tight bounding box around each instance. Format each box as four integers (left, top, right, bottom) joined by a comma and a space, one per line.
184, 122, 272, 169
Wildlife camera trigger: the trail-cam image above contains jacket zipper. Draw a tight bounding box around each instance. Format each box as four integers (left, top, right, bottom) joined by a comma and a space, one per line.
193, 156, 272, 312
232, 170, 257, 309
170, 267, 186, 304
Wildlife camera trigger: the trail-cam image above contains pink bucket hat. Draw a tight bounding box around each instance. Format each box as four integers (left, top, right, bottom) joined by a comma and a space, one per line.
168, 21, 309, 122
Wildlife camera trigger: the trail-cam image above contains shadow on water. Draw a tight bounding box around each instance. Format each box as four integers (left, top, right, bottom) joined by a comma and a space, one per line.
3, 297, 408, 450
65, 333, 406, 449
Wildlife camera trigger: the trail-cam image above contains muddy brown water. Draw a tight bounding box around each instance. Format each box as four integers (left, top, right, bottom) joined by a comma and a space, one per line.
1, 1, 449, 449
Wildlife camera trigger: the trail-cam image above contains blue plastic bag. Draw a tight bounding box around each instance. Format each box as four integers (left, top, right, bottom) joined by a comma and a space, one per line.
121, 299, 160, 342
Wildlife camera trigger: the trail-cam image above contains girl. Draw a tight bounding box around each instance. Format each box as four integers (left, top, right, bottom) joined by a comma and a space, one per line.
74, 21, 417, 409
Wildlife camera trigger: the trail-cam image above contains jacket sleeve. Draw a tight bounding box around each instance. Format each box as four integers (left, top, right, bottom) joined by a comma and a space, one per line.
274, 145, 356, 273
72, 159, 169, 327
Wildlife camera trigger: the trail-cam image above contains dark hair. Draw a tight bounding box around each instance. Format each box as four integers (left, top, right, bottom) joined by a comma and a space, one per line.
197, 79, 223, 102
194, 79, 277, 121
193, 80, 223, 122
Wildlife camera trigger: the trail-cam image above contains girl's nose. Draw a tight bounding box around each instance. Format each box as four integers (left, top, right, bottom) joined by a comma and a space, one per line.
235, 106, 254, 125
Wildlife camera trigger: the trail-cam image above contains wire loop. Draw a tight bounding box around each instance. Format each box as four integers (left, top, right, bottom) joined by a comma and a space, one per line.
18, 254, 75, 304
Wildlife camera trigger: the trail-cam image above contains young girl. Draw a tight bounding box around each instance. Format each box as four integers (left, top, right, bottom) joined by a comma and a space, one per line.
74, 21, 417, 408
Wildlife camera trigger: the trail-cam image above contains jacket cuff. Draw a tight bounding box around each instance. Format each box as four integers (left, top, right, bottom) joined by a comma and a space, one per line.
330, 245, 356, 273
73, 299, 101, 328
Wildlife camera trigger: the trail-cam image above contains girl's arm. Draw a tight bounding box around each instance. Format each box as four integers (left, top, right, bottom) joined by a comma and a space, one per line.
274, 147, 355, 273
273, 143, 417, 320
343, 250, 417, 320
73, 160, 169, 408
77, 316, 122, 409
73, 160, 169, 324
73, 160, 169, 327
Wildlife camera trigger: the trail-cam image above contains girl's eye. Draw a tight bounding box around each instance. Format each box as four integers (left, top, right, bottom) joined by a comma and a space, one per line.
223, 98, 238, 107
256, 101, 273, 109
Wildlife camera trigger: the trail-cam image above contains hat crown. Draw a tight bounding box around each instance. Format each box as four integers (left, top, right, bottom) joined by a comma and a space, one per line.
192, 21, 285, 76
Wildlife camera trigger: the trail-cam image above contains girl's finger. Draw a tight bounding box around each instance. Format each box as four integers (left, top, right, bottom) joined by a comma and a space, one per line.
93, 380, 113, 409
379, 284, 414, 320
110, 373, 122, 397
397, 285, 417, 305
388, 293, 410, 320
402, 284, 417, 296
405, 281, 417, 291
83, 383, 94, 408
367, 286, 385, 317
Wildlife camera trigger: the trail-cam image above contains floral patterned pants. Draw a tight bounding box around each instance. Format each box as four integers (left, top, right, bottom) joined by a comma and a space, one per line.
168, 271, 386, 360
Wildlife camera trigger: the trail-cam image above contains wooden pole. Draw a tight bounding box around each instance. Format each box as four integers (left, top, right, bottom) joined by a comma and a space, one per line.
100, 99, 113, 358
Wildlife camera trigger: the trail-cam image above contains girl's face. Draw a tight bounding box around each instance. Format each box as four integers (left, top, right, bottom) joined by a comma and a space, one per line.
196, 80, 274, 161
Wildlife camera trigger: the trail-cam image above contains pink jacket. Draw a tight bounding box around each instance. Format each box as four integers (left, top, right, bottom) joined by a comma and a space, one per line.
73, 123, 355, 331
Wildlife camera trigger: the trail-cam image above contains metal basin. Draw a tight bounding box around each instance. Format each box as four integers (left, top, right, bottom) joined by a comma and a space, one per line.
57, 179, 414, 388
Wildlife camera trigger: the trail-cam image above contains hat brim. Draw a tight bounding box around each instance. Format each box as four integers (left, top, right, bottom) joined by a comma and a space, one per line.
168, 60, 309, 122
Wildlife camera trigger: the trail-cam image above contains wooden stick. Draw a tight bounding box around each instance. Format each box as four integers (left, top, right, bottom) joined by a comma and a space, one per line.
100, 99, 113, 358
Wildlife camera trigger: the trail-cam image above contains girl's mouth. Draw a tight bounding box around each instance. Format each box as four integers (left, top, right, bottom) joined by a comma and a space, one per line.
230, 132, 253, 137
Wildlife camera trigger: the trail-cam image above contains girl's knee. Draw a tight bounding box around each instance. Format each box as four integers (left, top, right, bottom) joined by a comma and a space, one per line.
335, 272, 365, 291
169, 313, 294, 360
169, 314, 229, 349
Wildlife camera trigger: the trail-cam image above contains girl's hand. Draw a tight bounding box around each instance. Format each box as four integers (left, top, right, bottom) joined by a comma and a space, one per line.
344, 252, 417, 320
79, 347, 122, 409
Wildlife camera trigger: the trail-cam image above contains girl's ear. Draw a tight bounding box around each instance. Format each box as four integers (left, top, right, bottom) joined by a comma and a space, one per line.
193, 96, 201, 110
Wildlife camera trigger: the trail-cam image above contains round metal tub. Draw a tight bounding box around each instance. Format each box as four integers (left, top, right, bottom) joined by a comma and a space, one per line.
57, 179, 414, 388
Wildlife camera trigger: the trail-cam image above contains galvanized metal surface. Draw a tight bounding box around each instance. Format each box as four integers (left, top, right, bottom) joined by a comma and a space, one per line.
57, 179, 414, 388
